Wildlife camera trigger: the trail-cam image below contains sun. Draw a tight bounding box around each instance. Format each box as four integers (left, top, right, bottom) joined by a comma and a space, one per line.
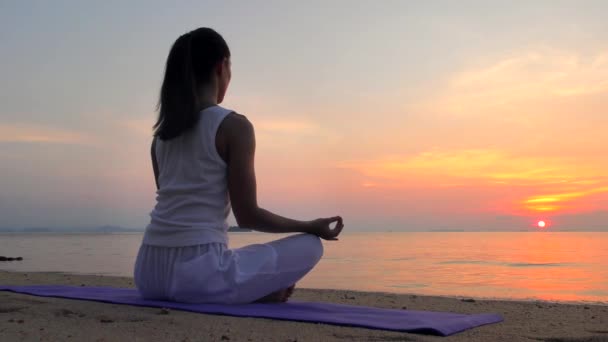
537, 220, 546, 228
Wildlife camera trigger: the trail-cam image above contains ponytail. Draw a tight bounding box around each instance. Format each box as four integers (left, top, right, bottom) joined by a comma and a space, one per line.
154, 28, 230, 140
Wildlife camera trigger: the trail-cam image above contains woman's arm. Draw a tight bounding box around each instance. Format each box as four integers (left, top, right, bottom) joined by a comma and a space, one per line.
151, 137, 160, 190
220, 113, 343, 240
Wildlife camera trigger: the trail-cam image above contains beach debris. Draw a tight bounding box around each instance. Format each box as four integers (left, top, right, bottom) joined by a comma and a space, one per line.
342, 294, 356, 300
584, 306, 590, 309
99, 317, 114, 323
401, 306, 408, 310
0, 256, 23, 261
0, 306, 25, 313
17, 319, 24, 324
158, 308, 171, 315
55, 308, 79, 317
461, 298, 476, 303
220, 335, 230, 340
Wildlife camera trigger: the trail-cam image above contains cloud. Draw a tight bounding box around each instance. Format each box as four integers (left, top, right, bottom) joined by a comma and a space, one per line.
435, 49, 608, 119
120, 118, 155, 137
339, 148, 604, 184
252, 117, 339, 150
255, 118, 319, 134
0, 123, 90, 144
523, 186, 608, 212
339, 148, 608, 213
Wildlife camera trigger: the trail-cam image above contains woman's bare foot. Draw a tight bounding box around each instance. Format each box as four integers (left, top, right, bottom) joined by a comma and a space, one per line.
254, 284, 296, 303
285, 284, 295, 298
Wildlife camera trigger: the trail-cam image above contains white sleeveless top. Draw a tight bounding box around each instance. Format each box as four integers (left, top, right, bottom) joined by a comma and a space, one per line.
143, 105, 233, 247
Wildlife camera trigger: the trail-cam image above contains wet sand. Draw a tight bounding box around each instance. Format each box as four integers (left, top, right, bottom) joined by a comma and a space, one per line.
0, 270, 607, 341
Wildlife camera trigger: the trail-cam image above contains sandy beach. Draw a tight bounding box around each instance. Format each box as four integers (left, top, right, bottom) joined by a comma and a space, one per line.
0, 270, 606, 341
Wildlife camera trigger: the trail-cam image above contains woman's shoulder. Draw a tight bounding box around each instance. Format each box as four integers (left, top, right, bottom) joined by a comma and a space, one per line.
216, 111, 255, 160
216, 111, 255, 152
224, 110, 248, 121
221, 111, 254, 133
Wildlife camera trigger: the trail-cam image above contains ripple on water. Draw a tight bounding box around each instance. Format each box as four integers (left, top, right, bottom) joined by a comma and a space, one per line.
506, 262, 571, 267
577, 289, 608, 297
388, 283, 429, 289
438, 260, 496, 265
437, 260, 576, 268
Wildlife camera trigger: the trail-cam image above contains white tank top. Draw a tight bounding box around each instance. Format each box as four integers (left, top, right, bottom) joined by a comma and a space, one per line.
143, 105, 233, 247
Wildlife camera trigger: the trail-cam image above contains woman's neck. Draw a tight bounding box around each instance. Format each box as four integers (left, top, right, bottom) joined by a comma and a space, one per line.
196, 84, 219, 110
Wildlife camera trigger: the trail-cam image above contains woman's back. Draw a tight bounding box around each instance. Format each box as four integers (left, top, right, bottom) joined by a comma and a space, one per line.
143, 105, 233, 247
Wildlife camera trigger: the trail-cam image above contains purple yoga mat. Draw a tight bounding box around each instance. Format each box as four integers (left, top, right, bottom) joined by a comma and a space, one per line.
0, 285, 502, 336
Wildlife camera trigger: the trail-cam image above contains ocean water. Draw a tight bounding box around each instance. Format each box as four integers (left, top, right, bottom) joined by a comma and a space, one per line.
1, 232, 607, 304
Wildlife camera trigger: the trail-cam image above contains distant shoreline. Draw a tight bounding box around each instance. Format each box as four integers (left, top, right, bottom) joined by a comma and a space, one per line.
0, 226, 253, 233
2, 229, 607, 233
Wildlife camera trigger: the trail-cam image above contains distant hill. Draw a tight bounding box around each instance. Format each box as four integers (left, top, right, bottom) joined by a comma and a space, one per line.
21, 227, 53, 232
0, 225, 144, 233
90, 225, 144, 233
0, 225, 253, 233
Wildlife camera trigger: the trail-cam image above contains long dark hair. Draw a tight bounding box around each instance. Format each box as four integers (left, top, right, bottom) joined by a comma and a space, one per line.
154, 28, 231, 140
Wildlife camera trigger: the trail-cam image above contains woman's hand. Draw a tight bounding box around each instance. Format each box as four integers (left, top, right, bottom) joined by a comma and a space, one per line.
308, 216, 344, 240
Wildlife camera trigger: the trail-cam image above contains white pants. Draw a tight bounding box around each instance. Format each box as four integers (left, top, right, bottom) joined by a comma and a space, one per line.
133, 233, 323, 304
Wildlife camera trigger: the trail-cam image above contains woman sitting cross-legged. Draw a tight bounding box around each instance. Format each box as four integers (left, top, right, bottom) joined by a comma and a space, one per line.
133, 27, 344, 304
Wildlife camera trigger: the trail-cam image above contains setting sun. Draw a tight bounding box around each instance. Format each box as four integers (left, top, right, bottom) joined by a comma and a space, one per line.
537, 220, 547, 228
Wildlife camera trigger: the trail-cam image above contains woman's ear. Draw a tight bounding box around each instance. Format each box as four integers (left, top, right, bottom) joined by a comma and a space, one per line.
219, 58, 231, 84
216, 57, 231, 103
215, 60, 224, 77
218, 58, 230, 76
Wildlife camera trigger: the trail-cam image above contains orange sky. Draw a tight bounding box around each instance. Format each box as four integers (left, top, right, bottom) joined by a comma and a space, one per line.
1, 2, 607, 230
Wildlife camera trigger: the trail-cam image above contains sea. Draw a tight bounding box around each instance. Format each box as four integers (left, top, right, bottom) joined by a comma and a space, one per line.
1, 232, 607, 304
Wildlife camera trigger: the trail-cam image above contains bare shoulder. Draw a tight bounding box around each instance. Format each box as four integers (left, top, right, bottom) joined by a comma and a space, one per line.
220, 112, 254, 137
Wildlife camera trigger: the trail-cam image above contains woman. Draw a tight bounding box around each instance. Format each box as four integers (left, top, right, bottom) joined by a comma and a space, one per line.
133, 27, 344, 304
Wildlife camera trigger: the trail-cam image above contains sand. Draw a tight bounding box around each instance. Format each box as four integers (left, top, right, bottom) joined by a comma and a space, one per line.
0, 270, 607, 341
